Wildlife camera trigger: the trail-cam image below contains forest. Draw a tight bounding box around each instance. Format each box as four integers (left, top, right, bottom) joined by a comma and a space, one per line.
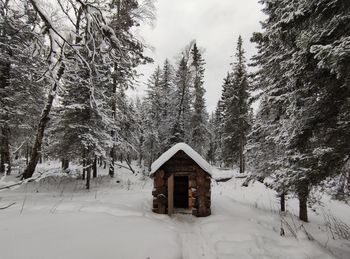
0, 1, 350, 259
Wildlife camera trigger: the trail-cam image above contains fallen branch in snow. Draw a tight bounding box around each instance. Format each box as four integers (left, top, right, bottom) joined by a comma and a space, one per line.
115, 162, 135, 174
0, 172, 44, 191
235, 175, 247, 179
242, 175, 252, 187
12, 140, 26, 155
0, 202, 16, 210
125, 158, 136, 174
280, 214, 298, 239
299, 224, 314, 241
115, 163, 130, 170
216, 177, 232, 182
0, 181, 23, 190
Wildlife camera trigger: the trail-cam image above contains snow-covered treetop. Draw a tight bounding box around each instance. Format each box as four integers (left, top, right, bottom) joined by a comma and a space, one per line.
150, 142, 212, 177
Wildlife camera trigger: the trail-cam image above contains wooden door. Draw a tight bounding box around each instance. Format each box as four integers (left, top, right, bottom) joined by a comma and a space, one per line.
174, 176, 189, 208
168, 174, 174, 216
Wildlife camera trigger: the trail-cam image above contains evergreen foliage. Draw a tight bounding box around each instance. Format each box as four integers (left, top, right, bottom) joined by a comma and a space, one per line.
190, 43, 209, 156
0, 2, 47, 175
142, 42, 211, 166
215, 37, 250, 172
248, 0, 350, 221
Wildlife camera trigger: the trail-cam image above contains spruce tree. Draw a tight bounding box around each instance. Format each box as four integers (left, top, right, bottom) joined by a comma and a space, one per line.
212, 100, 225, 166
159, 59, 175, 152
221, 37, 250, 172
0, 2, 46, 175
107, 0, 152, 177
249, 0, 350, 222
50, 49, 113, 185
190, 43, 209, 156
143, 67, 162, 169
170, 57, 192, 145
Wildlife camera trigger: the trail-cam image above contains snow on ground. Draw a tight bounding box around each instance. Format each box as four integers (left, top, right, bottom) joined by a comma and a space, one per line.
0, 163, 349, 259
211, 166, 238, 181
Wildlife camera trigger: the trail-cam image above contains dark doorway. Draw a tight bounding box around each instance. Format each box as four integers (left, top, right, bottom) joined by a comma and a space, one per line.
174, 176, 189, 208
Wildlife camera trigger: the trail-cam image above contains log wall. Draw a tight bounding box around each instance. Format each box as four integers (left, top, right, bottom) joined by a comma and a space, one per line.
152, 151, 211, 217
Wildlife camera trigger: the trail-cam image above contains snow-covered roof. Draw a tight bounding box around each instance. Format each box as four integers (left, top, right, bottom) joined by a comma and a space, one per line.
150, 143, 212, 177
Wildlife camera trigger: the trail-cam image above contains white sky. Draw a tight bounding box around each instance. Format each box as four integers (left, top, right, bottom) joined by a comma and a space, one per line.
133, 0, 266, 113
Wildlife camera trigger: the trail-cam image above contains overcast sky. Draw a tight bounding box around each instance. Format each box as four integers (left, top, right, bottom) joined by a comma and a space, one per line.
133, 0, 266, 113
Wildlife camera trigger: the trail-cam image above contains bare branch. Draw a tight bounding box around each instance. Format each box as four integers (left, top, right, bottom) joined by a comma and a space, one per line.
57, 0, 77, 27
0, 202, 16, 210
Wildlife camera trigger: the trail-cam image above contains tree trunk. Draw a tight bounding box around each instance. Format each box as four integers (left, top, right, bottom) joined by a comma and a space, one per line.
93, 156, 97, 178
109, 147, 114, 177
0, 55, 11, 175
139, 154, 143, 168
0, 153, 4, 174
347, 169, 350, 193
298, 184, 309, 222
109, 62, 118, 178
62, 159, 69, 171
125, 156, 135, 174
280, 192, 285, 212
22, 63, 65, 179
138, 136, 143, 168
82, 150, 86, 180
99, 156, 103, 167
86, 159, 91, 190
26, 142, 29, 165
0, 124, 11, 176
82, 160, 86, 180
0, 154, 2, 173
239, 137, 244, 174
148, 140, 154, 171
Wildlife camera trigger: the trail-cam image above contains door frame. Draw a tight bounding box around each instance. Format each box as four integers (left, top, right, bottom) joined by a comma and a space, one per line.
167, 174, 174, 216
168, 173, 192, 216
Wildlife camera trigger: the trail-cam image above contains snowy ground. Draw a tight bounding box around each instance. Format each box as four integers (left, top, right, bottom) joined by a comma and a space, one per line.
0, 162, 349, 259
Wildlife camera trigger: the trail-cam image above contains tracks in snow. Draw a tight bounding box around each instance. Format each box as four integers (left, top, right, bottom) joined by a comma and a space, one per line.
171, 214, 216, 259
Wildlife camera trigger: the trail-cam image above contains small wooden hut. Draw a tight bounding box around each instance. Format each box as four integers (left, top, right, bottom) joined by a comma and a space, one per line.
150, 143, 212, 217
